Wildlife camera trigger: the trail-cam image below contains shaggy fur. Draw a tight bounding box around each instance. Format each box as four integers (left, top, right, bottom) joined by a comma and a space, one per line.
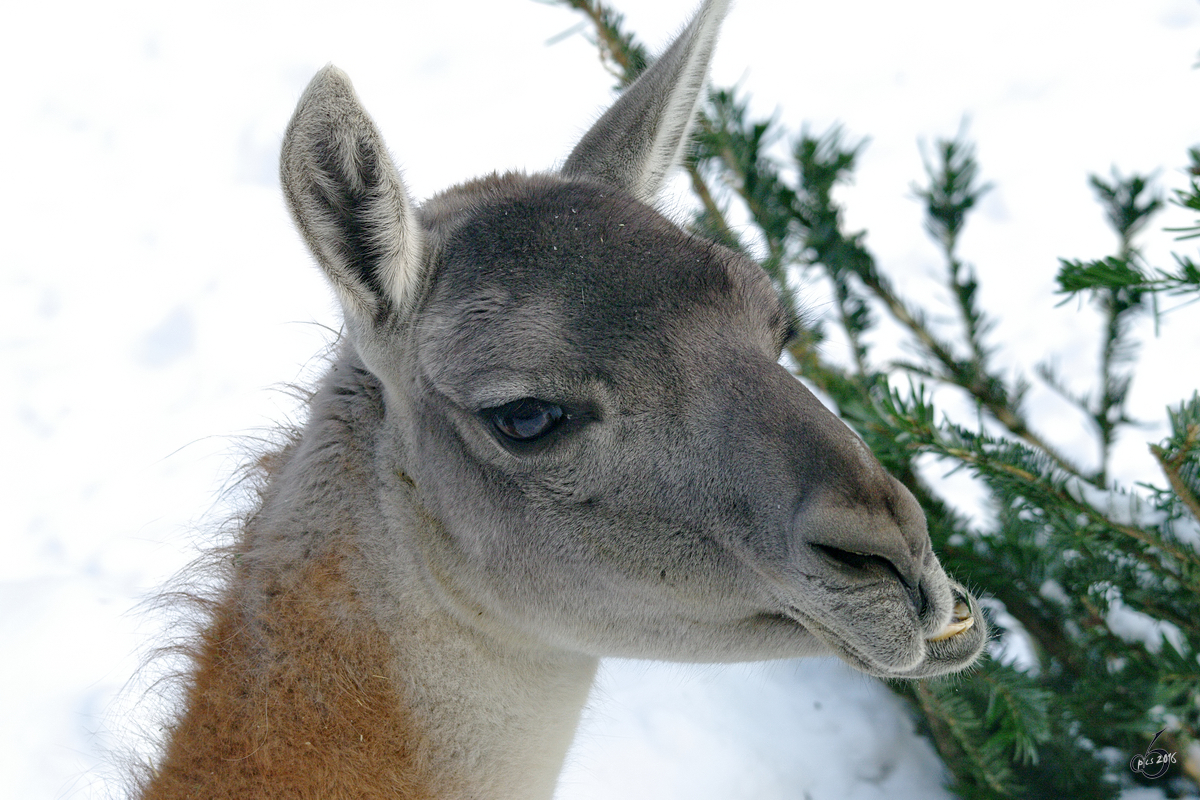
144, 364, 438, 799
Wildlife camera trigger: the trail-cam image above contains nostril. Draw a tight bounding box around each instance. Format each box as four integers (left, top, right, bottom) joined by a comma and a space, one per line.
812, 543, 893, 574
812, 543, 925, 616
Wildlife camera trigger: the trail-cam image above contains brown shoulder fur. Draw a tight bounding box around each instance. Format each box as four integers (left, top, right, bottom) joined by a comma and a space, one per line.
141, 542, 436, 799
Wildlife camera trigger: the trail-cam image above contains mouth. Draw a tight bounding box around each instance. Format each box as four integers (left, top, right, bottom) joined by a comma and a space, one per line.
773, 581, 986, 679
927, 598, 975, 642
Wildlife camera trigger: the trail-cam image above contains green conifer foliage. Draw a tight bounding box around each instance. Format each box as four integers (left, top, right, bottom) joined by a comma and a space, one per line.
555, 2, 1200, 795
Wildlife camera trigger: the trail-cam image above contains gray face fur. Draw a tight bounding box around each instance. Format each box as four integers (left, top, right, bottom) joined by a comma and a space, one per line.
279, 0, 985, 679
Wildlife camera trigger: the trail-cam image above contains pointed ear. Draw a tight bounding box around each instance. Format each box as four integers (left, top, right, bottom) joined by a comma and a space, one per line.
280, 65, 423, 326
561, 0, 730, 202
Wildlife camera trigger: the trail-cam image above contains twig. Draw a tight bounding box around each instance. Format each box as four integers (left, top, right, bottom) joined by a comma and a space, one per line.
1151, 423, 1200, 524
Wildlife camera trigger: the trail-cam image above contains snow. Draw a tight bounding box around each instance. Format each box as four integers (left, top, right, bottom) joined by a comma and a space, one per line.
3, 0, 1199, 798
559, 659, 950, 800
1106, 596, 1187, 657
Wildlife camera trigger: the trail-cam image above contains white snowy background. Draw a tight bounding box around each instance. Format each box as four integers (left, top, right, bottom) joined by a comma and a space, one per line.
4, 0, 1200, 798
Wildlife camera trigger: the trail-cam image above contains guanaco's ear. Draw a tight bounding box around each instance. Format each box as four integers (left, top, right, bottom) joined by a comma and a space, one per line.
280, 65, 424, 326
561, 0, 730, 203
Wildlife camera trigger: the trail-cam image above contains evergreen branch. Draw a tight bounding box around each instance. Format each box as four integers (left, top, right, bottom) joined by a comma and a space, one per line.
1151, 393, 1200, 524
1151, 444, 1200, 524
976, 663, 1052, 767
1044, 171, 1166, 485
872, 384, 1200, 575
869, 259, 1084, 480
684, 157, 739, 249
915, 130, 991, 256
1089, 168, 1163, 248
982, 585, 1085, 677
701, 95, 794, 269
789, 128, 1087, 480
898, 315, 1083, 479
691, 92, 818, 328
914, 680, 1014, 795
1071, 170, 1163, 483
1056, 255, 1200, 296
703, 99, 1085, 482
1164, 146, 1200, 240
857, 267, 961, 373
552, 0, 649, 87
1167, 254, 1200, 293
1034, 361, 1093, 419
938, 443, 1199, 574
914, 129, 996, 369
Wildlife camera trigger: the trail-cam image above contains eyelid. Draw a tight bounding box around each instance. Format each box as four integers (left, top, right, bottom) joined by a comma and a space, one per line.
469, 383, 541, 411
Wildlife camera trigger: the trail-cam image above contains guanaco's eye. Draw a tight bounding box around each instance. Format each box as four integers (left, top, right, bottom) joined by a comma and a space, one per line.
489, 398, 565, 442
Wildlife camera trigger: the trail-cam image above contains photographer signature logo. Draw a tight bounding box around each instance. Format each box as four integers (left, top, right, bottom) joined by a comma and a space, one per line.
1129, 729, 1177, 779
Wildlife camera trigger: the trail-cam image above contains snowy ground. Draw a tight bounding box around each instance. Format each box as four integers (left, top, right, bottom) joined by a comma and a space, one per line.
3, 1, 1200, 798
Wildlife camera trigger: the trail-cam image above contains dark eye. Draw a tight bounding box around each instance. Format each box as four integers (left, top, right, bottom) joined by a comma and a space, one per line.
489, 398, 565, 442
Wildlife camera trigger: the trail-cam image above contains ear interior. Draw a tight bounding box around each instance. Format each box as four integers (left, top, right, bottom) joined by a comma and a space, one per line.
280, 65, 424, 325
561, 0, 730, 202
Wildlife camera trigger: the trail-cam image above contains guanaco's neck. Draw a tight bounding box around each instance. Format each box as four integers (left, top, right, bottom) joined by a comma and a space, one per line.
144, 540, 597, 799
142, 358, 599, 799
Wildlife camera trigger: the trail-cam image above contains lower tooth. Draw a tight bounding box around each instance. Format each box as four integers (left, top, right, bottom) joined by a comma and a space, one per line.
928, 610, 975, 642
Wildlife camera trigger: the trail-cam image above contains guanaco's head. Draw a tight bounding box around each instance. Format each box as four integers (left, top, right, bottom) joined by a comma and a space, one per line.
279, 0, 986, 679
